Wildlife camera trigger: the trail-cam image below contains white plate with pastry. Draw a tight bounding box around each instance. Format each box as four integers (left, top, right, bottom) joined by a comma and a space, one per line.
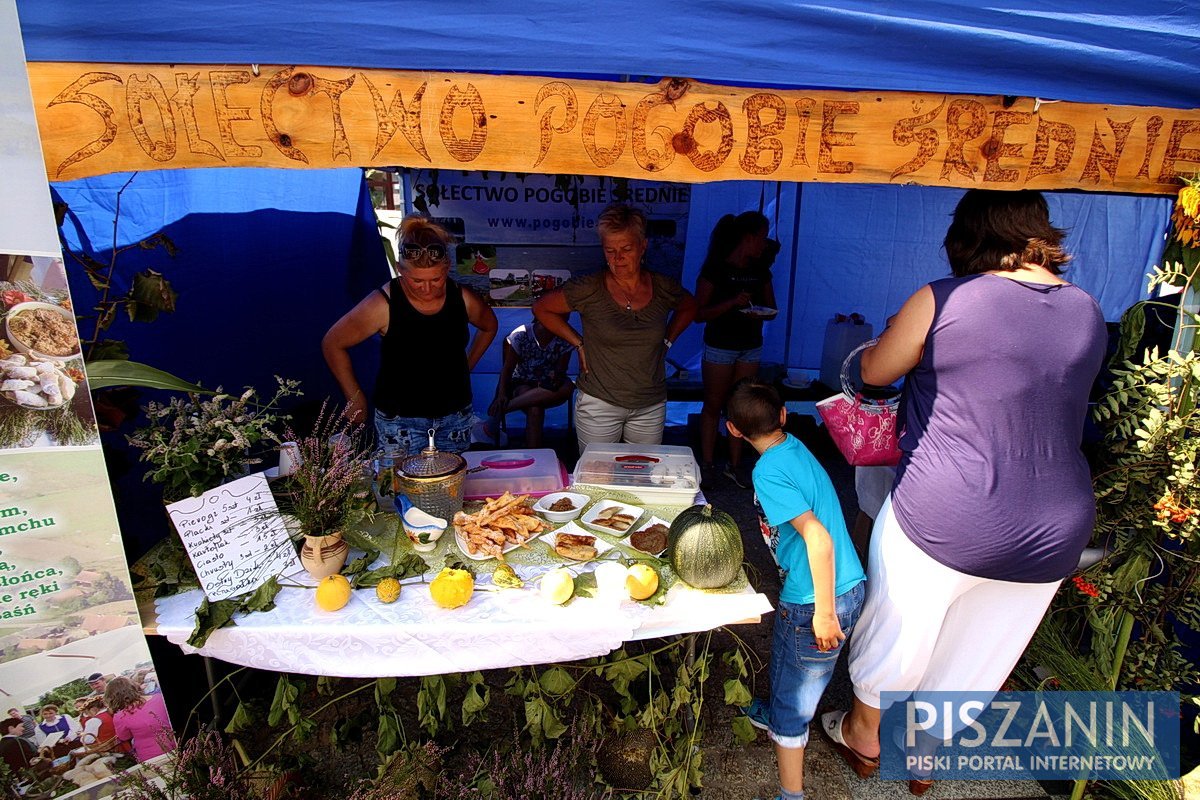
547, 521, 613, 562
580, 499, 645, 536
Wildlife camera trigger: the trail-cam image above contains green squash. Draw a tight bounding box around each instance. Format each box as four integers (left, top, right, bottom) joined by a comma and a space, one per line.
667, 504, 744, 589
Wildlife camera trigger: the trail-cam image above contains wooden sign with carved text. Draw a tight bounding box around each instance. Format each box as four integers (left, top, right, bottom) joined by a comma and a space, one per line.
25, 64, 1200, 194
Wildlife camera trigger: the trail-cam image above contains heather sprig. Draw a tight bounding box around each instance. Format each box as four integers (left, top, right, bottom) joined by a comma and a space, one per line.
128, 376, 301, 502
115, 726, 259, 800
433, 726, 599, 800
282, 401, 374, 538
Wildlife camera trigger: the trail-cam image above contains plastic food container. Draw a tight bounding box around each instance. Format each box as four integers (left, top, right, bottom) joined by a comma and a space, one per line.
462, 449, 568, 500
572, 443, 700, 506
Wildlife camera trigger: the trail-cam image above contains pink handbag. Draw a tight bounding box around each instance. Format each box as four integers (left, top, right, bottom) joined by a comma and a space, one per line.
815, 339, 902, 467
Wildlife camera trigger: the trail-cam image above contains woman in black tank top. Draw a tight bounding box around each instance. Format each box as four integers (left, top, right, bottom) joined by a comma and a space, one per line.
322, 217, 497, 454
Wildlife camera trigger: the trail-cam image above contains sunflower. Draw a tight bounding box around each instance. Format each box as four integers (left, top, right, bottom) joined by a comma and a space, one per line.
1170, 176, 1200, 248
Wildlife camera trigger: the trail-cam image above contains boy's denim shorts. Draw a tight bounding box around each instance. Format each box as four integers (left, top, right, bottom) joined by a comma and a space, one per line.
374, 404, 473, 456
768, 580, 865, 748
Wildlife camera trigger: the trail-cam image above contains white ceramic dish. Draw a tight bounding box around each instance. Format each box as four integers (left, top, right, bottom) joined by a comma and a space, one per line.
546, 521, 613, 561
626, 515, 671, 557
454, 522, 544, 561
580, 498, 645, 536
533, 491, 590, 523
404, 505, 448, 553
4, 302, 82, 361
740, 305, 779, 320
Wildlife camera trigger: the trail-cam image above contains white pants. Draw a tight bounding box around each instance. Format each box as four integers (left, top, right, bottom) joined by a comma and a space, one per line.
574, 389, 666, 454
849, 495, 1061, 709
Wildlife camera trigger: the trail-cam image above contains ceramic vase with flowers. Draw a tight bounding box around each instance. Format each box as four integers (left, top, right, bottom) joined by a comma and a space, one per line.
282, 404, 374, 580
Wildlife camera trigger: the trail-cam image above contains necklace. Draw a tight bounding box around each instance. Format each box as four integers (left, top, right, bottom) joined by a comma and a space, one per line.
763, 432, 787, 451
609, 273, 640, 311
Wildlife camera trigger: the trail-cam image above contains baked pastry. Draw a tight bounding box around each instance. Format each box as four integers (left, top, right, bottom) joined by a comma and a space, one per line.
554, 532, 598, 561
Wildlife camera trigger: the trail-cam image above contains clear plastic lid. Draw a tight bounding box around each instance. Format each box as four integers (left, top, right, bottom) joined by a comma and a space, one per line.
462, 449, 564, 499
399, 430, 465, 478
573, 443, 699, 490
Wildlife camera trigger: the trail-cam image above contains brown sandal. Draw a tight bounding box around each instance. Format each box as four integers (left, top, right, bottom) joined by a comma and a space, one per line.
819, 711, 880, 779
909, 778, 935, 796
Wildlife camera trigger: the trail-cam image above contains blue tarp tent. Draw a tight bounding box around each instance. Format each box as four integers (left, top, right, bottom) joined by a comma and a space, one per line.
20, 1, 1199, 428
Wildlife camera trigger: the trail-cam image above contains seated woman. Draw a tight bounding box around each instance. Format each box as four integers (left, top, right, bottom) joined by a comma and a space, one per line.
487, 317, 574, 448
105, 677, 175, 762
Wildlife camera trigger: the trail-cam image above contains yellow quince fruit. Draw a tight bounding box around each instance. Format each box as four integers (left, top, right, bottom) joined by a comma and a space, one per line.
315, 574, 352, 612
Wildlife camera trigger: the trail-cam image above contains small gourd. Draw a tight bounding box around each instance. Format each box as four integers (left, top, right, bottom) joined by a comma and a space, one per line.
667, 504, 744, 589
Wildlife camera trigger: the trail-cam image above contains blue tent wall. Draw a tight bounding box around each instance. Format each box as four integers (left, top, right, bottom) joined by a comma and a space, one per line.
785, 185, 1172, 370
52, 168, 387, 402
17, 1, 1200, 109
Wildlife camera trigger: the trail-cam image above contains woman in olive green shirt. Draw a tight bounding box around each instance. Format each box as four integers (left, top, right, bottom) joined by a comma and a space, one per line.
534, 204, 696, 452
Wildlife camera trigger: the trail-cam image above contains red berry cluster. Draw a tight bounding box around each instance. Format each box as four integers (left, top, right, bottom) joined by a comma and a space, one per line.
1153, 492, 1194, 524
1072, 575, 1100, 598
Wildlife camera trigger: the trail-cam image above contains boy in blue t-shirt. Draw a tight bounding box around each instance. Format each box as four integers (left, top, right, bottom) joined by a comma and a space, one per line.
726, 379, 866, 800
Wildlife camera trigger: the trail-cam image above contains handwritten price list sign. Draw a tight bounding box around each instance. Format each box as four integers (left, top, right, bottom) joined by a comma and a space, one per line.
167, 475, 300, 601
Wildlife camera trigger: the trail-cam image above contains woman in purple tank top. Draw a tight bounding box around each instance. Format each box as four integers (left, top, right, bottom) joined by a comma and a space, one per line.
820, 191, 1108, 794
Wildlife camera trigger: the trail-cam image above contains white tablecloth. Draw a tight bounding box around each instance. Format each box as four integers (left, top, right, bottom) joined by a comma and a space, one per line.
154, 565, 773, 677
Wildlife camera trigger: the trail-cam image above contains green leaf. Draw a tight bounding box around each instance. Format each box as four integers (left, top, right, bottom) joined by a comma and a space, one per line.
353, 564, 397, 588
84, 359, 209, 392
293, 716, 316, 741
731, 715, 758, 745
538, 667, 575, 697
723, 678, 752, 707
267, 675, 299, 727
523, 696, 545, 744
376, 714, 400, 759
572, 572, 599, 599
722, 648, 748, 678
524, 696, 566, 744
242, 576, 281, 613
125, 269, 178, 322
187, 597, 239, 648
417, 675, 448, 736
224, 701, 253, 735
604, 654, 649, 700
375, 677, 397, 707
542, 702, 567, 740
462, 677, 491, 726
343, 551, 381, 579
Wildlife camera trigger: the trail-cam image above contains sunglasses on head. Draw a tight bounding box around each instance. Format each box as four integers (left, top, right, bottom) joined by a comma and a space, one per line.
401, 242, 448, 262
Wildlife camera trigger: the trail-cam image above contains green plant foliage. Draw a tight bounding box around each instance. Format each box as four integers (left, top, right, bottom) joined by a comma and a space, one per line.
128, 377, 301, 502
84, 359, 208, 392
1018, 257, 1199, 800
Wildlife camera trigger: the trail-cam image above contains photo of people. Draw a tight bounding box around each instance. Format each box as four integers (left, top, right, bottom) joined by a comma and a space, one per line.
0, 253, 98, 451
0, 626, 172, 797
